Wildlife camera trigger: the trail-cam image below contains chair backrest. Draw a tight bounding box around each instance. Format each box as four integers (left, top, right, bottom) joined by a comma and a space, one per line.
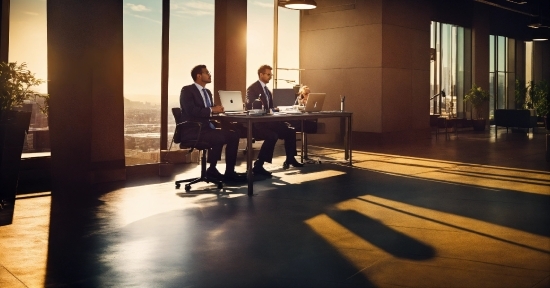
171, 107, 182, 144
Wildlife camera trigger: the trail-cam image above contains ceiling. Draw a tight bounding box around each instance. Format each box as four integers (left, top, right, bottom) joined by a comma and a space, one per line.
477, 0, 550, 20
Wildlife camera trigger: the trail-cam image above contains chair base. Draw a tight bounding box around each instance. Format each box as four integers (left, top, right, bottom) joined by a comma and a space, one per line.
175, 150, 223, 191
175, 176, 223, 192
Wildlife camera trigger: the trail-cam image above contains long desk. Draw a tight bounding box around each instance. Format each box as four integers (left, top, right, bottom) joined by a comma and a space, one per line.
214, 111, 353, 196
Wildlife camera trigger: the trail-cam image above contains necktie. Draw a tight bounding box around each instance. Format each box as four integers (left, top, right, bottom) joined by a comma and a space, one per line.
202, 89, 215, 129
264, 86, 271, 109
202, 89, 212, 108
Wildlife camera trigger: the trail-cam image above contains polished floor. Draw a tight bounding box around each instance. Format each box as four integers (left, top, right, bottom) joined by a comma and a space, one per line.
1, 128, 549, 287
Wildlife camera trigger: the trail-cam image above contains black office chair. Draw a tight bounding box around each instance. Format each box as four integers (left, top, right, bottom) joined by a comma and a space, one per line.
171, 108, 223, 192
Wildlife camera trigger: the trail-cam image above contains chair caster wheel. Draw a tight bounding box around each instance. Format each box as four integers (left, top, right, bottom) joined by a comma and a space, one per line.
175, 183, 180, 189
217, 182, 223, 189
185, 184, 191, 191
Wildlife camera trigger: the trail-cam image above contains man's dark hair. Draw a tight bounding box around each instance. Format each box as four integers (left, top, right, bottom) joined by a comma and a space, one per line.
257, 65, 272, 77
191, 65, 207, 81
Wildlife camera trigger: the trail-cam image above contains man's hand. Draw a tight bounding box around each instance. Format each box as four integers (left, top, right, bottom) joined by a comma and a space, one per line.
212, 105, 224, 114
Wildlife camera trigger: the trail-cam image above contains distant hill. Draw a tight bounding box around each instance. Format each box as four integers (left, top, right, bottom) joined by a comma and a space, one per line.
124, 97, 179, 110
124, 97, 160, 110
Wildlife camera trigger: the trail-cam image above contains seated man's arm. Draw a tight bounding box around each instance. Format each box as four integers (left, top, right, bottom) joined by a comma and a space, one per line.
180, 86, 212, 118
246, 84, 261, 110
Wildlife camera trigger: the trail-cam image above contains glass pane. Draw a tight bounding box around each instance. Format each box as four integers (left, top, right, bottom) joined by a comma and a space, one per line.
9, 0, 50, 154
498, 36, 506, 72
276, 7, 299, 88
441, 24, 451, 116
123, 1, 162, 165
456, 27, 464, 118
489, 35, 494, 72
497, 72, 506, 109
169, 0, 215, 148
247, 0, 274, 90
489, 72, 495, 119
429, 22, 466, 117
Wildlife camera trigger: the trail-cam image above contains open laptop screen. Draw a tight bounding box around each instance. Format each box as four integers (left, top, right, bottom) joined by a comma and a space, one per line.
273, 88, 297, 107
304, 93, 326, 112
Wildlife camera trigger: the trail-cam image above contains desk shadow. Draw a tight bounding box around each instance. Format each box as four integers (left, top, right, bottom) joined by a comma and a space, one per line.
327, 209, 436, 260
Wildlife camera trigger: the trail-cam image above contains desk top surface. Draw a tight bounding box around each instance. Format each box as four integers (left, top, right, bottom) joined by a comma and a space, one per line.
213, 111, 352, 122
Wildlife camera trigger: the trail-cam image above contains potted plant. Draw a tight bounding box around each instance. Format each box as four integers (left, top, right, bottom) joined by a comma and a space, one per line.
465, 84, 491, 131
529, 80, 549, 129
0, 61, 45, 225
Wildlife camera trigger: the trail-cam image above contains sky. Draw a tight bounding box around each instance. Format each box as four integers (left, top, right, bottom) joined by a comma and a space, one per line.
9, 0, 299, 105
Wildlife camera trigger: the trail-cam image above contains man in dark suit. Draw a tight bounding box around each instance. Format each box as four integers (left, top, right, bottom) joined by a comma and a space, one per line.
246, 65, 303, 177
180, 64, 246, 182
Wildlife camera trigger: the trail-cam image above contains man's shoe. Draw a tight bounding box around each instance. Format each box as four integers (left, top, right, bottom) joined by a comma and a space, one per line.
206, 167, 224, 180
252, 165, 272, 177
224, 171, 247, 182
283, 158, 304, 169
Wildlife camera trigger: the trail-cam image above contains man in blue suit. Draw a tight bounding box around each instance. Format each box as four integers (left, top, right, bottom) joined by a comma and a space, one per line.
180, 64, 246, 182
246, 65, 303, 177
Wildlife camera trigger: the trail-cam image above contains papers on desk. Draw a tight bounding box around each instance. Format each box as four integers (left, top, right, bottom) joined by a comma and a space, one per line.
281, 110, 303, 114
222, 112, 247, 115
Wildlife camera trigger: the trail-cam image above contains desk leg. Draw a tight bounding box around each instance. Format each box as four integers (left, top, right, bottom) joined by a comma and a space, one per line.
347, 115, 352, 165
247, 120, 253, 196
344, 116, 349, 160
301, 119, 305, 162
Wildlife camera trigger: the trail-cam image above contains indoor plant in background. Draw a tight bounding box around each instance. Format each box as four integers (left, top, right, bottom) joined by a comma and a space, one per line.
515, 79, 528, 109
465, 84, 491, 131
0, 61, 45, 225
530, 80, 549, 129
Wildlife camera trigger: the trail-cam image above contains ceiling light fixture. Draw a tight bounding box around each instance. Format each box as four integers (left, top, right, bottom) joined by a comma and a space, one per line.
283, 0, 317, 10
532, 29, 549, 41
505, 0, 526, 4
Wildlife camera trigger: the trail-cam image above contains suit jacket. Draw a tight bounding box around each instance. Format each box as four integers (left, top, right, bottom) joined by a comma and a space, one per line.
246, 80, 273, 111
179, 84, 215, 139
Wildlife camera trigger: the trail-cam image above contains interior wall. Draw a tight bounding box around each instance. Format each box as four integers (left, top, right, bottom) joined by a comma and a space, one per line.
300, 0, 431, 144
47, 0, 125, 193
532, 41, 550, 84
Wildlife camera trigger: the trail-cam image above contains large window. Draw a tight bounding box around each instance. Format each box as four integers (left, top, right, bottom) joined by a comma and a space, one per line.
489, 35, 515, 120
247, 1, 299, 91
9, 0, 49, 155
430, 22, 468, 118
123, 0, 214, 166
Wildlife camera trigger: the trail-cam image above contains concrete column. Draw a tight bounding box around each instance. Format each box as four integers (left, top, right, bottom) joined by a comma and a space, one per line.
214, 0, 247, 104
0, 0, 9, 63
47, 0, 125, 194
471, 2, 490, 121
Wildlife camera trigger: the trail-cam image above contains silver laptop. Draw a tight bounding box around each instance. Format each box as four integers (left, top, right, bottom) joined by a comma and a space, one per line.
304, 93, 326, 112
218, 90, 245, 114
273, 88, 297, 107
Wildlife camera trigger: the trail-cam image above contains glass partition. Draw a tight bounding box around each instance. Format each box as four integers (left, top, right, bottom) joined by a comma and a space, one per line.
430, 22, 467, 118
247, 1, 300, 91
123, 0, 214, 165
9, 0, 49, 155
489, 35, 515, 121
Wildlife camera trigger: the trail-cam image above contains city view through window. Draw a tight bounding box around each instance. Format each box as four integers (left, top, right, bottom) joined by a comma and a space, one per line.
10, 0, 298, 165
124, 0, 298, 165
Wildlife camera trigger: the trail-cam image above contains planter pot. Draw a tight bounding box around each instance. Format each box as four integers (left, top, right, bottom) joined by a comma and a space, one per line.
0, 110, 31, 226
472, 119, 486, 131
